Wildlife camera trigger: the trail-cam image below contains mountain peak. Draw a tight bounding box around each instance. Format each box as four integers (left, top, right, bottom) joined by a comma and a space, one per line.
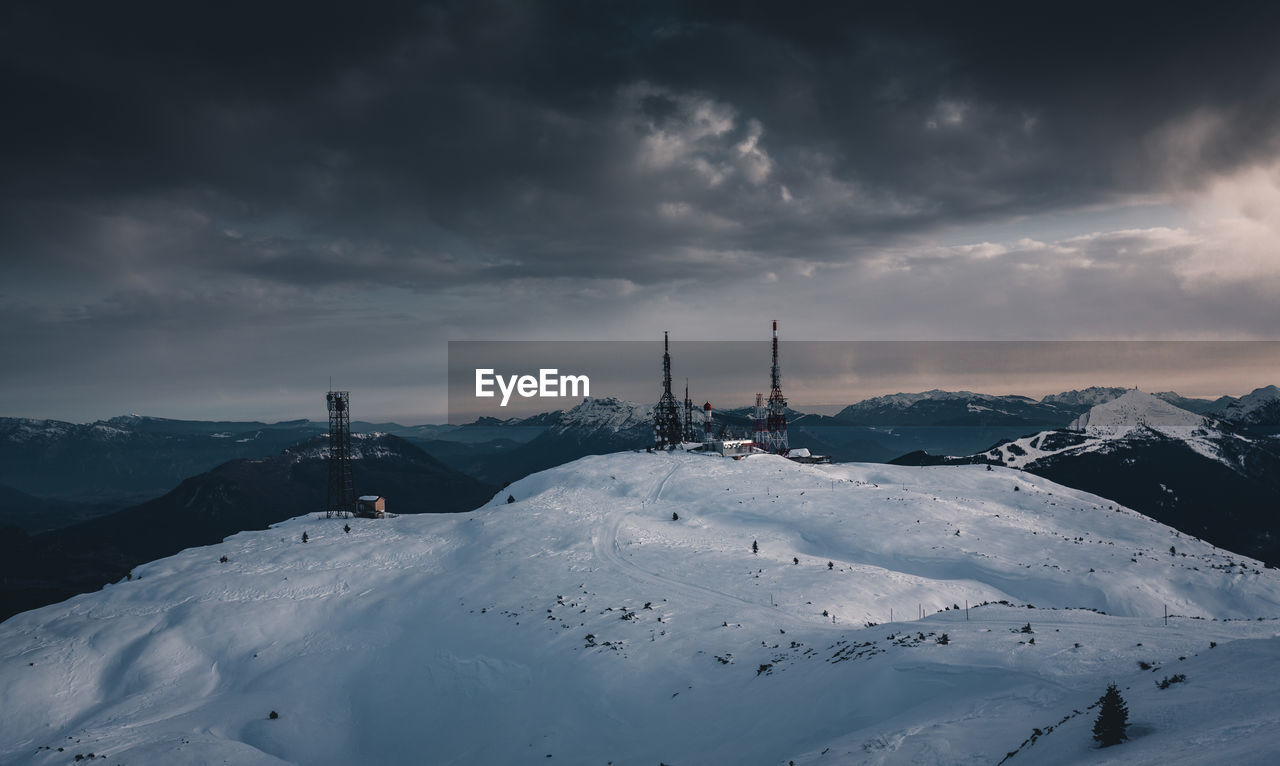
1224, 385, 1280, 425
1040, 386, 1128, 408
1069, 389, 1206, 432
553, 396, 652, 434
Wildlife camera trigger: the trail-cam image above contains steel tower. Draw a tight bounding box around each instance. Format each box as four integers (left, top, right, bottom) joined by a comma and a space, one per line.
326, 390, 355, 517
764, 320, 789, 453
683, 379, 697, 442
653, 332, 684, 449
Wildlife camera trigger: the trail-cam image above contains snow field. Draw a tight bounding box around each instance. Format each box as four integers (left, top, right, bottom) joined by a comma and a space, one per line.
3, 451, 1280, 764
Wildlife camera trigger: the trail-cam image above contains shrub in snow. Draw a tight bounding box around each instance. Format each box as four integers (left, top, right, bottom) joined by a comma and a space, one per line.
752, 540, 758, 554
507, 495, 515, 504
219, 555, 228, 563
1157, 673, 1187, 689
793, 557, 799, 565
344, 524, 351, 533
1020, 623, 1033, 634
1091, 684, 1129, 747
301, 532, 308, 543
827, 561, 834, 570
672, 512, 679, 521
269, 710, 279, 720
937, 633, 950, 645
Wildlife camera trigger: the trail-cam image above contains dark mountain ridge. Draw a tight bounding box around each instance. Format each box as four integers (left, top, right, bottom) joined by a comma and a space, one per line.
0, 433, 495, 622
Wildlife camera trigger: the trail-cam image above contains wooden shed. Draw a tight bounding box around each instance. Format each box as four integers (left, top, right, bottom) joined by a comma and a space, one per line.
356, 495, 386, 518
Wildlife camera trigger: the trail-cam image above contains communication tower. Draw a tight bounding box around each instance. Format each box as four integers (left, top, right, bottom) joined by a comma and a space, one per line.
683, 379, 697, 443
326, 390, 355, 517
653, 332, 684, 449
762, 321, 789, 453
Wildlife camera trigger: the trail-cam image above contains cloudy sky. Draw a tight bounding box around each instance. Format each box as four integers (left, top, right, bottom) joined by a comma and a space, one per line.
4, 2, 1279, 422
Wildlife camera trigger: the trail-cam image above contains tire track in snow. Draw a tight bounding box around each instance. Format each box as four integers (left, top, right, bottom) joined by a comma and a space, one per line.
592, 462, 798, 626
645, 460, 681, 504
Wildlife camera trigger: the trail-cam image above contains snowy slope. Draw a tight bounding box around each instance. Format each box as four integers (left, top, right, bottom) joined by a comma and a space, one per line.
971, 391, 1245, 473
1069, 390, 1209, 433
4, 452, 1280, 765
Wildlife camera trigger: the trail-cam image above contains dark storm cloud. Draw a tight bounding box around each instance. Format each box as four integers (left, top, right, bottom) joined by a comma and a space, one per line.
4, 2, 1280, 421
5, 1, 1280, 289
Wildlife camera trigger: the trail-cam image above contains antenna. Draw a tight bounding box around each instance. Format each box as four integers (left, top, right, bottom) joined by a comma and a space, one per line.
325, 389, 355, 518
764, 320, 789, 454
653, 331, 683, 449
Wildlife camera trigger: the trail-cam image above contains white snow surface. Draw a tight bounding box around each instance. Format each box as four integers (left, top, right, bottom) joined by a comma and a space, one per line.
1057, 391, 1236, 466
4, 452, 1280, 765
1069, 390, 1208, 434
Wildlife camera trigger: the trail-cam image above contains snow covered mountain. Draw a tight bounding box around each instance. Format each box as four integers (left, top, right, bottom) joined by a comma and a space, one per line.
1068, 390, 1211, 433
1223, 385, 1280, 426
447, 397, 657, 485
835, 390, 1072, 427
4, 451, 1280, 765
894, 391, 1280, 566
1041, 386, 1131, 410
547, 396, 653, 435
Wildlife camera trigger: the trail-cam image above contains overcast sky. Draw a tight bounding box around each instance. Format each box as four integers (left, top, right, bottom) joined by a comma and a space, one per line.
3, 2, 1279, 423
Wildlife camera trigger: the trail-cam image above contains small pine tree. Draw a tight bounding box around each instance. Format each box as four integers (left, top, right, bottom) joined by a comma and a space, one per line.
1170, 545, 1176, 555
301, 532, 308, 543
793, 557, 799, 565
672, 512, 679, 521
827, 561, 834, 570
752, 540, 759, 554
1020, 622, 1033, 633
937, 633, 950, 645
507, 494, 516, 504
344, 524, 351, 533
1092, 683, 1129, 747
219, 555, 228, 563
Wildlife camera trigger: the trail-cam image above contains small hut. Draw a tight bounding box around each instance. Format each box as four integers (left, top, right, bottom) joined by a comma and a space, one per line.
356, 495, 386, 518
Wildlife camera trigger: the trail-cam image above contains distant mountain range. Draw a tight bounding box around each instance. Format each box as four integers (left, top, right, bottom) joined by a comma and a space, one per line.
3, 384, 1280, 622
3, 384, 1275, 532
892, 390, 1280, 565
0, 434, 494, 621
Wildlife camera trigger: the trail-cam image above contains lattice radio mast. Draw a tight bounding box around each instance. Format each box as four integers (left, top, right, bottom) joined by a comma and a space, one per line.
764, 320, 789, 453
326, 389, 355, 517
653, 332, 684, 449
683, 379, 697, 442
